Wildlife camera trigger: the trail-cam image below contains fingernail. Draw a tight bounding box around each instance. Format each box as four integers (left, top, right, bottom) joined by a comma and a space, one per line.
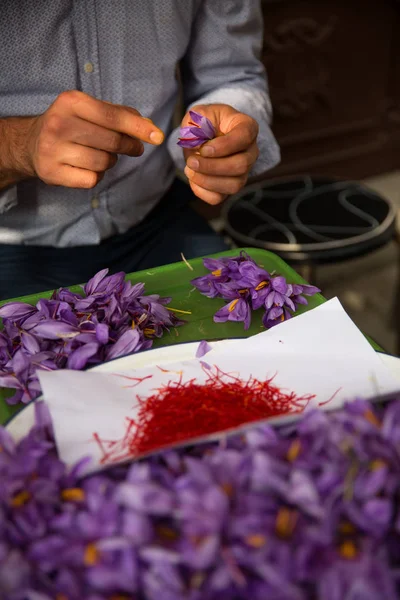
201, 145, 214, 157
187, 157, 199, 170
143, 117, 154, 122
150, 131, 164, 144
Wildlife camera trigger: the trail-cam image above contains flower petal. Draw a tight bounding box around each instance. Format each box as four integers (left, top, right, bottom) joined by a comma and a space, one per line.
67, 343, 100, 370
196, 340, 212, 358
84, 268, 109, 295
32, 320, 79, 340
106, 328, 142, 361
271, 276, 288, 294
0, 302, 36, 320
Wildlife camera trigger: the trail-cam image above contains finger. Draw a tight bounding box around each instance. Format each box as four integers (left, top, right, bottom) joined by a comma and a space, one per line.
186, 142, 259, 176
189, 180, 227, 205
200, 119, 258, 158
184, 166, 247, 196
61, 91, 165, 145
71, 118, 144, 156
47, 114, 144, 156
45, 165, 104, 189
61, 144, 118, 172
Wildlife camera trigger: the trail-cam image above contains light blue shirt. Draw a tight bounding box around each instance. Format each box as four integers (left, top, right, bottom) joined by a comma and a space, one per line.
0, 0, 280, 247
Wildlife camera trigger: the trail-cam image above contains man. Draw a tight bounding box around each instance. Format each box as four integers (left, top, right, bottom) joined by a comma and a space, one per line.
0, 1, 280, 299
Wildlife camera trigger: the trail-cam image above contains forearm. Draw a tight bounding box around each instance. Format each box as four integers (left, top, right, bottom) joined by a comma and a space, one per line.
0, 117, 35, 191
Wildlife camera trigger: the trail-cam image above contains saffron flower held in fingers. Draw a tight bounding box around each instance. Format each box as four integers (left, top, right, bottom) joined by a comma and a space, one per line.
178, 110, 216, 148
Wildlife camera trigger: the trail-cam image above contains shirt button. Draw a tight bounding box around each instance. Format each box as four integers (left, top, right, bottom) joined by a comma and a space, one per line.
84, 62, 94, 73
91, 196, 100, 209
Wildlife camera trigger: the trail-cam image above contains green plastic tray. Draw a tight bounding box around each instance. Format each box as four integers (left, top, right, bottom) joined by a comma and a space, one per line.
0, 248, 378, 425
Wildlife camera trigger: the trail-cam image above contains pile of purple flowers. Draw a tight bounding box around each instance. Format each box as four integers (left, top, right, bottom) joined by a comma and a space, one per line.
191, 253, 320, 330
0, 269, 183, 405
1, 398, 400, 599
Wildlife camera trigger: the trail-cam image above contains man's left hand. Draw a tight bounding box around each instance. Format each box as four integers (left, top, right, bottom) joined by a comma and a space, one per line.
182, 104, 259, 205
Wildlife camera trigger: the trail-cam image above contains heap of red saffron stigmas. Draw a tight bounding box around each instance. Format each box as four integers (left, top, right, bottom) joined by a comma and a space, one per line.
95, 370, 315, 464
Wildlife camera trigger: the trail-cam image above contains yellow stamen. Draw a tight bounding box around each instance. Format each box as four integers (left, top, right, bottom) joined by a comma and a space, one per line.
245, 534, 266, 548
228, 299, 239, 312
166, 307, 192, 315
212, 269, 222, 277
364, 409, 380, 428
338, 521, 356, 535
131, 321, 135, 329
370, 459, 386, 471
275, 507, 297, 539
286, 439, 301, 462
144, 327, 156, 337
56, 594, 68, 600
238, 288, 248, 295
84, 543, 100, 566
339, 540, 357, 559
255, 280, 269, 291
280, 313, 285, 322
11, 490, 31, 507
61, 488, 85, 502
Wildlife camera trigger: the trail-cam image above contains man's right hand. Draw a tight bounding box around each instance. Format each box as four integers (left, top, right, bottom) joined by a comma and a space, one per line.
1, 91, 165, 190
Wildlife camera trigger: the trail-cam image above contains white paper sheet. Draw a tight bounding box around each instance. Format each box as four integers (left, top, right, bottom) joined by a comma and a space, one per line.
38, 298, 400, 474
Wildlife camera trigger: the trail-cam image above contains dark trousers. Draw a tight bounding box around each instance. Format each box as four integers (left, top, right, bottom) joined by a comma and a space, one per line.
0, 179, 228, 300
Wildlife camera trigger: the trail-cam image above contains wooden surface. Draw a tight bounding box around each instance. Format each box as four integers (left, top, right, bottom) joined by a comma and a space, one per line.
261, 0, 400, 181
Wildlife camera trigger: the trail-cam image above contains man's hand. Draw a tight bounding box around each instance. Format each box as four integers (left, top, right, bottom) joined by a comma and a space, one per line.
0, 91, 164, 190
183, 104, 259, 205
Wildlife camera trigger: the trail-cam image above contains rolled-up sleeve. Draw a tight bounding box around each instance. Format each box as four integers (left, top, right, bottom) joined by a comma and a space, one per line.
167, 0, 280, 177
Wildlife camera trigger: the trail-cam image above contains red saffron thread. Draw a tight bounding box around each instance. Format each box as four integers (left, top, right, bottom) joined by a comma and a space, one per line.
318, 387, 342, 406
111, 374, 153, 388
93, 370, 315, 465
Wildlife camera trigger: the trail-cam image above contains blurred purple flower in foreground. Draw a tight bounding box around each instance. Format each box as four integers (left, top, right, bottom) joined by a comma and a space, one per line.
1, 397, 400, 598
0, 269, 184, 405
178, 110, 216, 148
192, 252, 320, 330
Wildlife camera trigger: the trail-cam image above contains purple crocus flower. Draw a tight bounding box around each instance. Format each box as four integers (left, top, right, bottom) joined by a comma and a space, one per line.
2, 398, 400, 597
264, 276, 289, 310
192, 254, 320, 332
214, 297, 251, 330
0, 269, 184, 405
190, 275, 221, 299
287, 283, 321, 311
262, 306, 292, 328
234, 261, 270, 289
178, 110, 216, 148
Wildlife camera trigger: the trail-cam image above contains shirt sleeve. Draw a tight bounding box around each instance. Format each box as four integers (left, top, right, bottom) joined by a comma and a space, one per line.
0, 186, 18, 215
167, 0, 280, 177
